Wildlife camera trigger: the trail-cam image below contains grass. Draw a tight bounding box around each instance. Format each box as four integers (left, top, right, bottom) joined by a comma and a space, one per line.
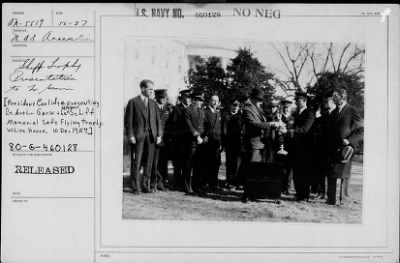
122, 153, 363, 223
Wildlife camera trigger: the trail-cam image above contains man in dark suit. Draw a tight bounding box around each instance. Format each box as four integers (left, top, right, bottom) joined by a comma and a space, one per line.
182, 92, 205, 194
222, 99, 243, 188
125, 79, 162, 194
326, 88, 363, 205
289, 91, 315, 201
170, 89, 192, 190
150, 89, 170, 191
202, 94, 223, 191
310, 94, 337, 199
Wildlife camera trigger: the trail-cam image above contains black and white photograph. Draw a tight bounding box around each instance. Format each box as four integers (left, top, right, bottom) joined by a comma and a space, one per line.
122, 39, 365, 223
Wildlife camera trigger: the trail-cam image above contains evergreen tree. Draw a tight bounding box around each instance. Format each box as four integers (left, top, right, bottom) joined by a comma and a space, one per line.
227, 48, 275, 103
309, 71, 364, 117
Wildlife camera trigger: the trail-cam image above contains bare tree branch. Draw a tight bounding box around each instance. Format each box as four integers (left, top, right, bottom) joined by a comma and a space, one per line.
337, 43, 351, 72
342, 49, 365, 73
271, 43, 295, 80
322, 43, 333, 73
285, 45, 299, 81
297, 48, 309, 77
328, 45, 337, 73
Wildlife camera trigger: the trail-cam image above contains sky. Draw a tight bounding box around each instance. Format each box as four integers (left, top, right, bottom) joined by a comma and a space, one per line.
184, 38, 365, 92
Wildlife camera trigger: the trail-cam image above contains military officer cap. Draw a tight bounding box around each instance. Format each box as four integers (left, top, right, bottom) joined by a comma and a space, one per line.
191, 92, 205, 101
155, 89, 168, 99
322, 91, 334, 99
295, 91, 309, 100
270, 98, 280, 107
179, 88, 192, 98
281, 97, 293, 105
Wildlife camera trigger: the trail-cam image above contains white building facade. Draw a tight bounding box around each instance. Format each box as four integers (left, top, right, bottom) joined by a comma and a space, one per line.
124, 38, 236, 104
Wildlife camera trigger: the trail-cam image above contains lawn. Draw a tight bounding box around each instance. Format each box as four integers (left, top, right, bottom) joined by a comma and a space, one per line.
122, 154, 363, 223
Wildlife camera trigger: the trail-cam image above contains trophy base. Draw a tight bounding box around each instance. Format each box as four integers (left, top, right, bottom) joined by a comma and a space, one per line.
277, 149, 288, 156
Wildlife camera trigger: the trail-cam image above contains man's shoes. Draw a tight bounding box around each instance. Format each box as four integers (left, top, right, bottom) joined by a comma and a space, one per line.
193, 187, 206, 195
142, 187, 151, 193
157, 186, 167, 191
235, 185, 244, 191
185, 190, 194, 195
295, 197, 306, 202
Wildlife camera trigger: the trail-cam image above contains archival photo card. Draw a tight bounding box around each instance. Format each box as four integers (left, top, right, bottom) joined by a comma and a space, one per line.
2, 3, 399, 263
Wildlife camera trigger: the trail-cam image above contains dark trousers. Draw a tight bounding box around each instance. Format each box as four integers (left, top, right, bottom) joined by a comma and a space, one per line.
327, 177, 349, 204
235, 151, 247, 187
292, 158, 311, 200
182, 142, 200, 193
130, 133, 155, 193
242, 149, 265, 198
225, 149, 241, 186
318, 173, 327, 196
316, 165, 330, 197
281, 162, 292, 194
203, 142, 221, 188
158, 146, 169, 182
150, 147, 164, 190
172, 139, 185, 189
310, 161, 324, 194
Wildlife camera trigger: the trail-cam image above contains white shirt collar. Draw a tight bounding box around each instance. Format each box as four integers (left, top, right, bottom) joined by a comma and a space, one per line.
139, 94, 147, 103
338, 101, 347, 113
209, 106, 218, 113
299, 106, 307, 114
328, 106, 336, 114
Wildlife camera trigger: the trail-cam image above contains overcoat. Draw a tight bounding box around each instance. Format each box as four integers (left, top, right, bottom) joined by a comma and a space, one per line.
326, 103, 363, 179
242, 102, 271, 150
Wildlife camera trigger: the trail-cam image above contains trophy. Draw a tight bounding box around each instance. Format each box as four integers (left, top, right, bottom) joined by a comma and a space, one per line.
276, 111, 288, 156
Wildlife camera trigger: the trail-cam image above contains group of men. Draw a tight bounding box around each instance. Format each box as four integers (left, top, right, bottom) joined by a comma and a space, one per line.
124, 79, 224, 195
124, 79, 363, 205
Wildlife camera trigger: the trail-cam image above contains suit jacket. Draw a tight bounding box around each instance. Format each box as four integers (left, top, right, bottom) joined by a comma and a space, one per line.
222, 111, 243, 151
170, 104, 188, 139
156, 104, 171, 147
204, 107, 222, 145
184, 104, 205, 146
329, 103, 363, 151
291, 108, 315, 157
313, 110, 336, 159
242, 102, 271, 150
125, 96, 162, 142
326, 103, 363, 178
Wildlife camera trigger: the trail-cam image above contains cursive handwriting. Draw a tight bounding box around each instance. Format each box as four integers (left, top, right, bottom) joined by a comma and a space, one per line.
11, 31, 93, 43
10, 70, 77, 82
47, 57, 82, 72
14, 57, 82, 74
41, 31, 93, 42
6, 57, 83, 95
4, 83, 74, 94
16, 58, 45, 74
38, 83, 74, 94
